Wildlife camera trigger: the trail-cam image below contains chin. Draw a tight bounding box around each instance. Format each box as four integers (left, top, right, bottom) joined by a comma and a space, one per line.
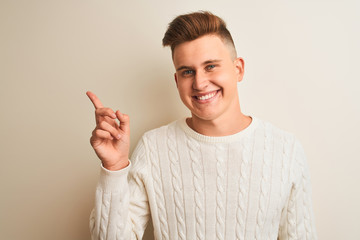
192, 111, 220, 122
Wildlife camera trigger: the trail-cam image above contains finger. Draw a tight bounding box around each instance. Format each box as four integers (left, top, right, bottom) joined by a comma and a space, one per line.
95, 108, 118, 125
86, 91, 104, 109
98, 121, 121, 140
95, 108, 117, 119
92, 129, 113, 141
116, 110, 130, 135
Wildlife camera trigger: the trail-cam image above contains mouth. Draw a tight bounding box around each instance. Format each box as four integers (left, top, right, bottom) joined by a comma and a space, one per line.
192, 90, 221, 102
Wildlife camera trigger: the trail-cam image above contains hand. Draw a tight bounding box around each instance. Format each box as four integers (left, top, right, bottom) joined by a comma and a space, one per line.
86, 91, 130, 171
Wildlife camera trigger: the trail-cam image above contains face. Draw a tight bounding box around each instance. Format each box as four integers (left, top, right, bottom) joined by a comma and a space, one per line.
173, 34, 244, 123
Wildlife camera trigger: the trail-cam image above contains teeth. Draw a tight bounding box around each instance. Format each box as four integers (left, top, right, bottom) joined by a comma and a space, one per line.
197, 91, 216, 100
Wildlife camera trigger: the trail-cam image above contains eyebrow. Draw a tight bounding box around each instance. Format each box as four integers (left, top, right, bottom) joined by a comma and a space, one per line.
176, 59, 222, 71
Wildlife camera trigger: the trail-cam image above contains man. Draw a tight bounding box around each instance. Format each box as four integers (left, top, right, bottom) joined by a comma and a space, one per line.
87, 11, 317, 240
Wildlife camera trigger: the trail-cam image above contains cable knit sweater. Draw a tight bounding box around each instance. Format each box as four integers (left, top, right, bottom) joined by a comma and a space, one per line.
89, 116, 317, 240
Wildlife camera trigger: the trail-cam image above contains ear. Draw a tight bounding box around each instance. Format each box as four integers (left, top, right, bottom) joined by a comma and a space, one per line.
174, 73, 178, 87
234, 57, 245, 82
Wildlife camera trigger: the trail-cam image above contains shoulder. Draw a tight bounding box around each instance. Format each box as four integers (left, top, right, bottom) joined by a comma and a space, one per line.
253, 117, 306, 166
131, 119, 184, 156
130, 119, 183, 169
256, 117, 308, 161
254, 116, 298, 144
255, 117, 308, 176
142, 119, 183, 141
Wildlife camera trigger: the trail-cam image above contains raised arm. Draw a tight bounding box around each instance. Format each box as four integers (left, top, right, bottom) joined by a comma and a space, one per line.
87, 91, 150, 239
86, 91, 130, 170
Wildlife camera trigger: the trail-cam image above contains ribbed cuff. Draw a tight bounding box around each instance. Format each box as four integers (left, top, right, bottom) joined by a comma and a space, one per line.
98, 160, 132, 193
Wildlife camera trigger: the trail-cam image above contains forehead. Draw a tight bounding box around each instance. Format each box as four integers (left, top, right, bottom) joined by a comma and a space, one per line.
173, 35, 232, 67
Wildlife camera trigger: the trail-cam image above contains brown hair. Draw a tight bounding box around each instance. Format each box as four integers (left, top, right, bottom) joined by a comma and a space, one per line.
162, 11, 236, 58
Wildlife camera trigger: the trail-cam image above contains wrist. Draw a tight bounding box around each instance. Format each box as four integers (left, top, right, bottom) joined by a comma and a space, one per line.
103, 159, 129, 171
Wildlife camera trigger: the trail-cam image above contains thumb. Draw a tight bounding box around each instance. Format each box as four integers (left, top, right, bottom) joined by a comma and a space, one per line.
115, 110, 130, 136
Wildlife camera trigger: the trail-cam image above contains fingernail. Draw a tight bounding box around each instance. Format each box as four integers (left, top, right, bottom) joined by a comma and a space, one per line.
117, 134, 121, 139
112, 113, 116, 118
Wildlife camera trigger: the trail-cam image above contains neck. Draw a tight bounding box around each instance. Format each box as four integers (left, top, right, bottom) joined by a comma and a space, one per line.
187, 107, 252, 137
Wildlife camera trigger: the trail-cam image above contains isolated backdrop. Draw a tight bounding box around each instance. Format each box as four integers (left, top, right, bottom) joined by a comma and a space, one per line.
0, 0, 359, 239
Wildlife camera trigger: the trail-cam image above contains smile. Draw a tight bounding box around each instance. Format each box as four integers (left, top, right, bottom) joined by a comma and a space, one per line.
193, 90, 220, 101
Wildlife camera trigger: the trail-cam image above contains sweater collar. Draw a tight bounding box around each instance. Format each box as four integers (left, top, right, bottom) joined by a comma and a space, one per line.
178, 115, 259, 143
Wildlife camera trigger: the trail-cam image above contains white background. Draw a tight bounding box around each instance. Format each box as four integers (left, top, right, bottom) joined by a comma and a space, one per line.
0, 0, 359, 239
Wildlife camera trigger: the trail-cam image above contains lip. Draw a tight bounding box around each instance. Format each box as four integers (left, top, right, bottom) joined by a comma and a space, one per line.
192, 89, 221, 103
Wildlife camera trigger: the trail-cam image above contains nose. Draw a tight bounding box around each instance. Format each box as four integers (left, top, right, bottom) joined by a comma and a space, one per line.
192, 71, 209, 90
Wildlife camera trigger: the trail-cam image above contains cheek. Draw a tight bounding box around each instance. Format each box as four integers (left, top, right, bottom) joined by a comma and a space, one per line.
176, 83, 191, 100
177, 80, 191, 92
215, 71, 234, 86
176, 84, 193, 107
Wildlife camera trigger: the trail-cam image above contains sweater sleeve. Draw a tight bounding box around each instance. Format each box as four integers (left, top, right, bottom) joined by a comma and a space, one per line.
278, 139, 318, 240
89, 139, 150, 240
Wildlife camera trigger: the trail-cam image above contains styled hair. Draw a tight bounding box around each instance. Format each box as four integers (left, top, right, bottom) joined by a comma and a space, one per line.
162, 11, 236, 58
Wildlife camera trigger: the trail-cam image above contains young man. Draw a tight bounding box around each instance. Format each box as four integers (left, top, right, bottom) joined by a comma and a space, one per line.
87, 11, 317, 240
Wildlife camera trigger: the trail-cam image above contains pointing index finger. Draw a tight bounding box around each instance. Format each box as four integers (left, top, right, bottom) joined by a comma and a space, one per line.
86, 91, 104, 109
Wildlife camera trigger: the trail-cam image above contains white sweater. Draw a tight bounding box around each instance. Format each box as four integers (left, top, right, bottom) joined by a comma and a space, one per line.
90, 116, 317, 240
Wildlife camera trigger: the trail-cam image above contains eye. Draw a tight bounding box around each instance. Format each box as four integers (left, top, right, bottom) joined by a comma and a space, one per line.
206, 64, 216, 71
182, 69, 194, 76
